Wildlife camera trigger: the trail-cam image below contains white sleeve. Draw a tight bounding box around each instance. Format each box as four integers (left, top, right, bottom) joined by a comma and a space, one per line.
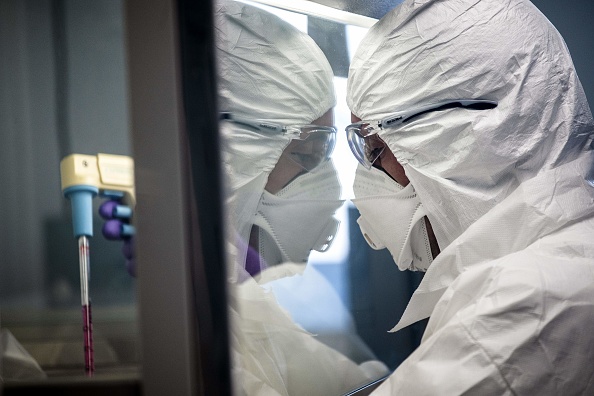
373, 255, 594, 395
231, 277, 389, 396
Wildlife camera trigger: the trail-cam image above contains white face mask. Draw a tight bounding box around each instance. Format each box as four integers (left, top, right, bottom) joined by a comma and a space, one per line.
252, 161, 344, 266
351, 165, 433, 272
253, 191, 341, 265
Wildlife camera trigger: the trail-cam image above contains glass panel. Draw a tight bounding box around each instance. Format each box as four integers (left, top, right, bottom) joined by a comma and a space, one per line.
0, 0, 139, 382
216, 1, 422, 394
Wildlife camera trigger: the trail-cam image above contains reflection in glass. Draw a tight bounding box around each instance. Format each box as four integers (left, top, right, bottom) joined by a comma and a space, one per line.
216, 1, 389, 394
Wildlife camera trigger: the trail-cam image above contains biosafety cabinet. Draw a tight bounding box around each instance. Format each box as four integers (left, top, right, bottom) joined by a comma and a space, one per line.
1, 0, 592, 395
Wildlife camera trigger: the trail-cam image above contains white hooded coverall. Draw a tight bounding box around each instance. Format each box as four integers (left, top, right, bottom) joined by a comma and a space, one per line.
347, 0, 594, 394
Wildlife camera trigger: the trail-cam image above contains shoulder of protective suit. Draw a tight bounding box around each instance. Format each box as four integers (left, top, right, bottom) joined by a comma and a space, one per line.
423, 248, 594, 394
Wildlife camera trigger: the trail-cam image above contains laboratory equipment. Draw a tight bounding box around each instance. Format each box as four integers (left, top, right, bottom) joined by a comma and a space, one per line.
60, 153, 135, 376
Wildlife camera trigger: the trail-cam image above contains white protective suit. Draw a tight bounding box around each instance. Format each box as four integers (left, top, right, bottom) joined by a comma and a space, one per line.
216, 2, 388, 395
216, 0, 339, 276
347, 0, 594, 394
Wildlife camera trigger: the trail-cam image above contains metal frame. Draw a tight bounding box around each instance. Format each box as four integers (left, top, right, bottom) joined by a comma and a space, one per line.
126, 0, 205, 395
177, 0, 233, 394
126, 0, 231, 393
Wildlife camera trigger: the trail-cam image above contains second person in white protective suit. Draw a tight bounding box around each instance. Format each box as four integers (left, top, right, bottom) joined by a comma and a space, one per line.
346, 0, 594, 394
216, 2, 388, 395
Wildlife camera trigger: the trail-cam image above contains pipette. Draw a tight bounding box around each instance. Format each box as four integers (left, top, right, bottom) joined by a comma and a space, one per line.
60, 153, 135, 376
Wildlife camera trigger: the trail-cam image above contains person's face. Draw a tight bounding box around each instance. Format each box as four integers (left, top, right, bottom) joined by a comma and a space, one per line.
265, 109, 335, 194
350, 114, 409, 186
351, 113, 440, 259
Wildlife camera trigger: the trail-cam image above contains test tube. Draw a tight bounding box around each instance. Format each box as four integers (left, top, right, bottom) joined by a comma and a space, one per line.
78, 235, 94, 376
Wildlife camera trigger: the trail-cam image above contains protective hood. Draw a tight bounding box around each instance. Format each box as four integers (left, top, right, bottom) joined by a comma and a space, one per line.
347, 0, 594, 249
216, 1, 335, 126
215, 1, 337, 276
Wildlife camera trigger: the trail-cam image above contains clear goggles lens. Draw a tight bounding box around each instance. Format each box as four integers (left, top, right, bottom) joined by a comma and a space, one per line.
220, 113, 337, 172
346, 124, 385, 169
284, 126, 337, 172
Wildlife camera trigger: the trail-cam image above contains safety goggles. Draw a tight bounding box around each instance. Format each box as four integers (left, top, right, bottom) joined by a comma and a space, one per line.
346, 99, 498, 169
221, 112, 337, 172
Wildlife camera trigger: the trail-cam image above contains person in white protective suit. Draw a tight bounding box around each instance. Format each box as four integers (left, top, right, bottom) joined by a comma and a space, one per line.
215, 2, 388, 395
216, 3, 342, 279
346, 0, 594, 394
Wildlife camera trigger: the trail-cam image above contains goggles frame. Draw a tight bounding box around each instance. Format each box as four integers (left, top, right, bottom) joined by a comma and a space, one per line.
221, 112, 338, 172
221, 112, 337, 137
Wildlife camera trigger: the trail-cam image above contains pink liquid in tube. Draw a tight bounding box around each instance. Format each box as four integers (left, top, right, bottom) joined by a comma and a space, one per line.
79, 236, 95, 376
82, 303, 94, 375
